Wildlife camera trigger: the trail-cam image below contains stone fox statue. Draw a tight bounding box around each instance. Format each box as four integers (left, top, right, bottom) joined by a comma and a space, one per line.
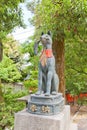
34, 31, 59, 96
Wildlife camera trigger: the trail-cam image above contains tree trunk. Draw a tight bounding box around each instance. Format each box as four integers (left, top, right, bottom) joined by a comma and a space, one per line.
0, 41, 3, 62
53, 38, 65, 96
0, 41, 4, 102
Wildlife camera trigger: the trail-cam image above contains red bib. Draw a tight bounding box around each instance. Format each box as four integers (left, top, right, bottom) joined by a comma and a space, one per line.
42, 49, 53, 58
40, 49, 53, 66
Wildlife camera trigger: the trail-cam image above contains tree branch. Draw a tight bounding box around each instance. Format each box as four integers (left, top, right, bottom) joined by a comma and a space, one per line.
67, 66, 87, 75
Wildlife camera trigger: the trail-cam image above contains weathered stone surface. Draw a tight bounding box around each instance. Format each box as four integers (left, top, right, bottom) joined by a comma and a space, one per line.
78, 119, 87, 130
14, 105, 77, 130
70, 123, 78, 130
28, 93, 65, 115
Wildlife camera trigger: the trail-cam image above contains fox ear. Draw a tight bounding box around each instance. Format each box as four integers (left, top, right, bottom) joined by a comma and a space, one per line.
47, 31, 51, 36
41, 32, 44, 35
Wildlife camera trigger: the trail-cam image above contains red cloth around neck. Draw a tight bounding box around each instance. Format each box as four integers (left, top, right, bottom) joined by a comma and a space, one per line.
42, 49, 53, 58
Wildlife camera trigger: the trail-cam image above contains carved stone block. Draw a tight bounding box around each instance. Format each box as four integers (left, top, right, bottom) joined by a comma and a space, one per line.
28, 93, 65, 115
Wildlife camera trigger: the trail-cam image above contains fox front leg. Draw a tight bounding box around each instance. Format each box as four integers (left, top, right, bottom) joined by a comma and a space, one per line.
45, 71, 53, 96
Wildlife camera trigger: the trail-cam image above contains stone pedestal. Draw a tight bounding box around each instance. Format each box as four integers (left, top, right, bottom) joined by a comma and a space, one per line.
28, 93, 64, 115
14, 105, 78, 130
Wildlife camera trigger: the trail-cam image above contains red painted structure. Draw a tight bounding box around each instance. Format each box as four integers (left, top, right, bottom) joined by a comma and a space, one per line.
66, 92, 87, 103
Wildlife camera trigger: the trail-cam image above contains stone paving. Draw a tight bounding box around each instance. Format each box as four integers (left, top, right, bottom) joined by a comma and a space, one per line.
71, 106, 87, 130
78, 119, 87, 130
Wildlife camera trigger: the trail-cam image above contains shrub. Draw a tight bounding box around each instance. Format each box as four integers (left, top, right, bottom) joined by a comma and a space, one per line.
0, 85, 28, 130
0, 55, 22, 82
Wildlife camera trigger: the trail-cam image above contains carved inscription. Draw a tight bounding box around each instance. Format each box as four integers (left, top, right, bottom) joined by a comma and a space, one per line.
41, 106, 50, 113
30, 105, 37, 112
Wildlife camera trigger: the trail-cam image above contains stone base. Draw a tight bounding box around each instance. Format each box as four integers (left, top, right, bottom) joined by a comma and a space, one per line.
28, 93, 64, 115
14, 105, 78, 130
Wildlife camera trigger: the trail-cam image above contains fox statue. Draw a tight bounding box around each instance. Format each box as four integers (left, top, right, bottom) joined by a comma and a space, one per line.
34, 31, 59, 96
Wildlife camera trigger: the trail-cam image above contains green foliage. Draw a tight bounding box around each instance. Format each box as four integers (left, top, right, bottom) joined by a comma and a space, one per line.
20, 41, 42, 57
28, 0, 87, 42
20, 42, 34, 56
20, 41, 40, 92
0, 42, 3, 62
0, 55, 22, 82
0, 80, 4, 102
22, 54, 39, 93
27, 0, 87, 96
0, 85, 28, 130
65, 39, 87, 95
24, 70, 38, 93
77, 97, 87, 105
3, 37, 21, 63
0, 0, 24, 40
